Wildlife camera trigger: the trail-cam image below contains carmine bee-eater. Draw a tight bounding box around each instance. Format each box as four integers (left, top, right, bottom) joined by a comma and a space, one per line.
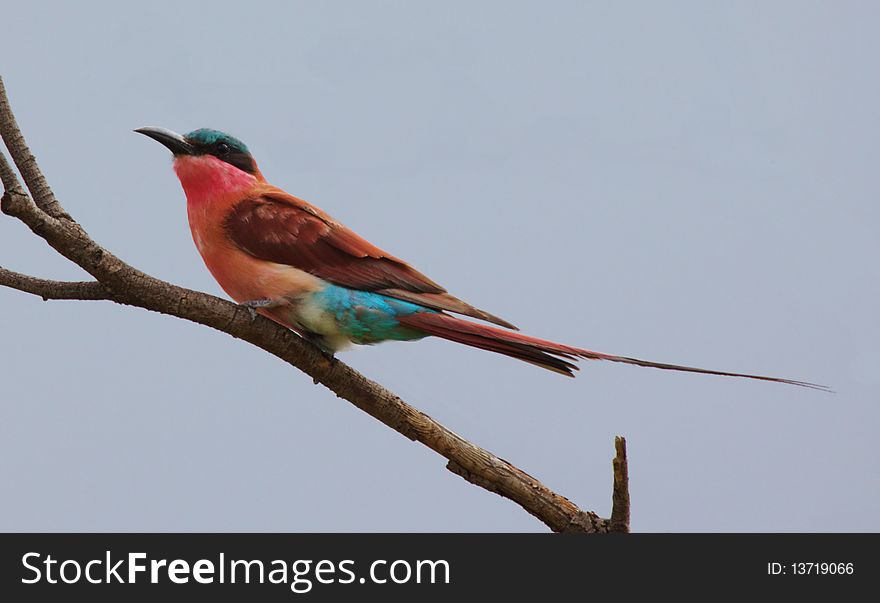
136, 127, 823, 388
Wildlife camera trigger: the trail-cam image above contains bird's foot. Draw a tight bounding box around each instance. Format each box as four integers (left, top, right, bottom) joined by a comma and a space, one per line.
299, 333, 336, 384
302, 332, 336, 360
238, 298, 279, 321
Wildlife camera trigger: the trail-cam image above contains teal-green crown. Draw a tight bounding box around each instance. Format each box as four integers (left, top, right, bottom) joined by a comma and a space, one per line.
184, 128, 249, 154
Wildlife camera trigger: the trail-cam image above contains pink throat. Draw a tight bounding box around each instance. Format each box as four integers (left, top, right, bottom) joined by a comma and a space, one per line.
173, 155, 257, 204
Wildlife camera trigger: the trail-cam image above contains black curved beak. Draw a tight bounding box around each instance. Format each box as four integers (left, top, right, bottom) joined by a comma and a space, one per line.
134, 127, 195, 156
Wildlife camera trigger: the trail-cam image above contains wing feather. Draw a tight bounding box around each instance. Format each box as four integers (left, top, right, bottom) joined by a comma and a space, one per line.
224, 188, 517, 329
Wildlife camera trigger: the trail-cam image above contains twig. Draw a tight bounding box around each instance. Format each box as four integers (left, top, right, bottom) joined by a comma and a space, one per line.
0, 78, 69, 220
0, 267, 110, 301
610, 436, 630, 532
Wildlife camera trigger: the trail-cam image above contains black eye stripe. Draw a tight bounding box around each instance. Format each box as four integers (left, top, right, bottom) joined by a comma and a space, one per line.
222, 153, 257, 174
187, 138, 256, 174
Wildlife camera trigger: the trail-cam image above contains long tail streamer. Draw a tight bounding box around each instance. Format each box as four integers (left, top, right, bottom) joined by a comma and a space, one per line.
399, 313, 829, 390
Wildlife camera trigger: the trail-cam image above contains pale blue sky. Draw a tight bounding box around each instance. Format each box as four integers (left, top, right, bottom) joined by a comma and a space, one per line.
1, 1, 877, 531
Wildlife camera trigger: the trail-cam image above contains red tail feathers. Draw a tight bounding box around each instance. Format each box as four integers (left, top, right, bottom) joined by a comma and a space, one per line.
398, 313, 828, 389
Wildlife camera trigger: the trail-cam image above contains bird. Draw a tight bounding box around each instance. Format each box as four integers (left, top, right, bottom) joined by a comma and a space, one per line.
135, 126, 825, 389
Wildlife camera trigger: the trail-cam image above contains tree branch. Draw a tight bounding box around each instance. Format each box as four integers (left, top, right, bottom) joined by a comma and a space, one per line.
0, 267, 111, 301
0, 77, 69, 220
0, 76, 630, 532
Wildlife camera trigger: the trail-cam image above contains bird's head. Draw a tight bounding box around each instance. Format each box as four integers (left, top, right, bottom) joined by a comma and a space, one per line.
136, 127, 264, 201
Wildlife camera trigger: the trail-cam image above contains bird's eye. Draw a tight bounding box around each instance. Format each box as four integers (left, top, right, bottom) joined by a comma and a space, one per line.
216, 142, 231, 156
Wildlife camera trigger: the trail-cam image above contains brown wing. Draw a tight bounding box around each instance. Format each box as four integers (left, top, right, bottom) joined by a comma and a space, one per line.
224, 188, 517, 329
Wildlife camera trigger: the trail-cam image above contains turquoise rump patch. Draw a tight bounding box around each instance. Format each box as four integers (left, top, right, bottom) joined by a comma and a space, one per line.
308, 285, 435, 345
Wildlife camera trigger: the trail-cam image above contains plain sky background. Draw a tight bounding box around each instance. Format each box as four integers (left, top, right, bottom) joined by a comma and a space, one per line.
1, 1, 877, 532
